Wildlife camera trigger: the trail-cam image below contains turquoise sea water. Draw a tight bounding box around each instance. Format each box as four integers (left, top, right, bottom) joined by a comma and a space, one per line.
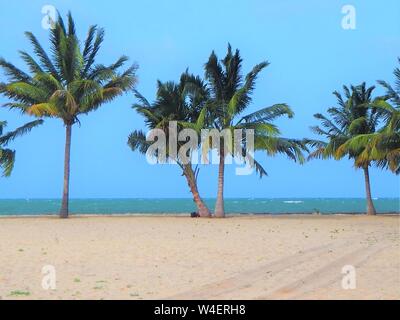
0, 198, 398, 215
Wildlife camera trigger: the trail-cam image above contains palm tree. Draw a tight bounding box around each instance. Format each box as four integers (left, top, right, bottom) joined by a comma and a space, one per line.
0, 13, 137, 218
128, 71, 212, 217
309, 83, 381, 215
0, 120, 43, 176
204, 45, 305, 217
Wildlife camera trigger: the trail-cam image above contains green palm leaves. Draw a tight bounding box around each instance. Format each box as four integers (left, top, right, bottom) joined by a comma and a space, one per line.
0, 120, 43, 176
310, 83, 379, 161
337, 62, 400, 174
130, 71, 207, 161
0, 14, 136, 125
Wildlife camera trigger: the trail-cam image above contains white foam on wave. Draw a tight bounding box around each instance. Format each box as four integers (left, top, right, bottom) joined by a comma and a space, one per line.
283, 200, 304, 204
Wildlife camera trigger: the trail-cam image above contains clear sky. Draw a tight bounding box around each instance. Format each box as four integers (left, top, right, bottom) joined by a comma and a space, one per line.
0, 0, 399, 199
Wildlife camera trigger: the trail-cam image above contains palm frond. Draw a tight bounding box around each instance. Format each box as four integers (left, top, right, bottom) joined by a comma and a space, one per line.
0, 120, 44, 145
0, 148, 15, 177
24, 31, 59, 80
0, 58, 31, 82
127, 130, 150, 154
240, 104, 293, 123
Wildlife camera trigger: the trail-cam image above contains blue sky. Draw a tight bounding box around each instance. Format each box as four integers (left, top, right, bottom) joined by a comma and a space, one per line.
0, 0, 399, 199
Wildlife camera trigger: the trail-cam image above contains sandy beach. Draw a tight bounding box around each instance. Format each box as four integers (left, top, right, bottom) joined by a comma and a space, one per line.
0, 215, 399, 300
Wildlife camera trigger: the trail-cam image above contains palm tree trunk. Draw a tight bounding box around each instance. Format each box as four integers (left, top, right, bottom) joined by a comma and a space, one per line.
183, 164, 211, 217
60, 124, 72, 218
214, 147, 225, 218
363, 166, 376, 215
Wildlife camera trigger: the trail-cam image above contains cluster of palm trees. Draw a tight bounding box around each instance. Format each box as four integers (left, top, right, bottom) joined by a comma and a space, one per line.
129, 46, 306, 218
0, 13, 398, 218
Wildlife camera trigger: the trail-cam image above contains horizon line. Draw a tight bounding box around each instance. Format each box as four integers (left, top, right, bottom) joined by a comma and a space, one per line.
0, 197, 398, 200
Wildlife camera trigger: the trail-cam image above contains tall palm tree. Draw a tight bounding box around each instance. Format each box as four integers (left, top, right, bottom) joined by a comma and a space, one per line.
0, 13, 137, 218
204, 45, 305, 217
128, 72, 212, 217
309, 83, 381, 215
0, 120, 43, 176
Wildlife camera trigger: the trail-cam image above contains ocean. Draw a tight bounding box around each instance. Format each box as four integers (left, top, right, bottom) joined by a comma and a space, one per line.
0, 198, 398, 216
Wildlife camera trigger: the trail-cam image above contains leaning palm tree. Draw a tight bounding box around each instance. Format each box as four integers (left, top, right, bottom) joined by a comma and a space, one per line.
0, 120, 43, 176
204, 45, 306, 217
128, 71, 212, 217
309, 83, 381, 215
0, 12, 137, 218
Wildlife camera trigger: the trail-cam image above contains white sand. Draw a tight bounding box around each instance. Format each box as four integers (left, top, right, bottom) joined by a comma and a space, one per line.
0, 215, 399, 300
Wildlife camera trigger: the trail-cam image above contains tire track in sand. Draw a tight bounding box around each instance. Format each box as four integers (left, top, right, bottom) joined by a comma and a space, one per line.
258, 243, 388, 299
168, 241, 358, 300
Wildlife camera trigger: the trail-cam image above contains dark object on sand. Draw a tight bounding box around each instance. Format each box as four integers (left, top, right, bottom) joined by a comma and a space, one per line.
191, 212, 200, 218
